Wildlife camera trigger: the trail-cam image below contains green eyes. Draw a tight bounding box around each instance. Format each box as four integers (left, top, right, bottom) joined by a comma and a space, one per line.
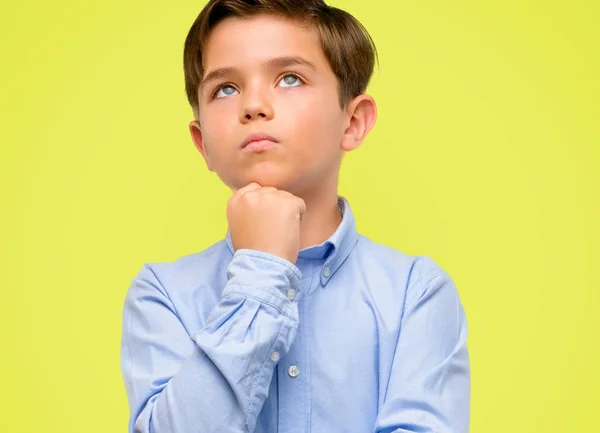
213, 73, 303, 99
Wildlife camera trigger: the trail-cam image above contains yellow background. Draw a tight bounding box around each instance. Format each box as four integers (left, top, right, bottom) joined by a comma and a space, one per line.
1, 0, 598, 431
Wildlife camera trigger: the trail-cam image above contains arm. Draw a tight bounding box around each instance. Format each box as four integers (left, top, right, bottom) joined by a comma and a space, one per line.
120, 249, 301, 433
374, 259, 471, 433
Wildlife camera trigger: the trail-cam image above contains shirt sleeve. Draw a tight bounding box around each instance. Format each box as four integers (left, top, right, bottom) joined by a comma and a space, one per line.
120, 249, 302, 433
373, 258, 471, 433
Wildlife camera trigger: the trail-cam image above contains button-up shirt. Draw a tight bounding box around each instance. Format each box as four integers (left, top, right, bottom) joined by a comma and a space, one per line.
120, 196, 470, 433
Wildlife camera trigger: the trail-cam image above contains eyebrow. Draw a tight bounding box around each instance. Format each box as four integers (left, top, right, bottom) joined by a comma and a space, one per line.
200, 56, 317, 88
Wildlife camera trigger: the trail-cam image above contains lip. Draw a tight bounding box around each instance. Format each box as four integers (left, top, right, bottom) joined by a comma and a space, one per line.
241, 133, 279, 152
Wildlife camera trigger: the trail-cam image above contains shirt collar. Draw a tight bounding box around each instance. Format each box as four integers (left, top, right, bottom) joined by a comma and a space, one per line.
225, 195, 359, 286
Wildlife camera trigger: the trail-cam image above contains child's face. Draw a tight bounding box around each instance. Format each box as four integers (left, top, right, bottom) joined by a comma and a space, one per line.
190, 14, 351, 194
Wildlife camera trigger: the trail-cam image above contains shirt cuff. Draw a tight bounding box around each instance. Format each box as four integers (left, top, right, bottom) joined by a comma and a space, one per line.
223, 249, 303, 315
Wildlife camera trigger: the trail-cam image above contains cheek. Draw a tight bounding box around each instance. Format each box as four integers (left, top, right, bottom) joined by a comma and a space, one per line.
199, 108, 237, 153
283, 92, 344, 138
295, 104, 344, 150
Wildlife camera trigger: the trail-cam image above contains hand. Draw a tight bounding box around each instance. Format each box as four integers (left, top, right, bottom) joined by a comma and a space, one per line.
227, 183, 306, 264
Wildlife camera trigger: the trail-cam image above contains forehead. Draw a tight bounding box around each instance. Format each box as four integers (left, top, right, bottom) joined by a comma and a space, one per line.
203, 14, 328, 72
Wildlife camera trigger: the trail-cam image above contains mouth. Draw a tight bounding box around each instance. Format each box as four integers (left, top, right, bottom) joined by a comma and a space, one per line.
241, 133, 279, 153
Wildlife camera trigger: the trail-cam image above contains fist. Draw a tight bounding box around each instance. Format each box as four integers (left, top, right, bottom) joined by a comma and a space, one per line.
227, 183, 307, 264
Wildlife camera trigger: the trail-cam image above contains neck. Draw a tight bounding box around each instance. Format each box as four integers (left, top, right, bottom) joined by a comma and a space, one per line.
297, 188, 343, 250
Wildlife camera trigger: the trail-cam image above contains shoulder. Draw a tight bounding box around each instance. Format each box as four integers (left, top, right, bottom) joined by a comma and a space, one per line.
353, 234, 454, 297
125, 239, 232, 332
343, 234, 458, 332
129, 239, 231, 301
146, 240, 227, 279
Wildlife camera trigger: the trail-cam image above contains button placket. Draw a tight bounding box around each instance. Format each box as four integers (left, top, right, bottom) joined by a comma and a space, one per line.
277, 261, 312, 433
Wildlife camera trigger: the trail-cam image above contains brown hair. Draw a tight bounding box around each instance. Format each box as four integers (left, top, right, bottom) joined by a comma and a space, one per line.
183, 0, 378, 114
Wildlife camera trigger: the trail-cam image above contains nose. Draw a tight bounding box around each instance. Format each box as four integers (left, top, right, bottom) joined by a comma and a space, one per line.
239, 85, 274, 123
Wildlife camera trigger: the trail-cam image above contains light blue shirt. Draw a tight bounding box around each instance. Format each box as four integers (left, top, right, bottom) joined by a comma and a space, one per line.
120, 197, 470, 433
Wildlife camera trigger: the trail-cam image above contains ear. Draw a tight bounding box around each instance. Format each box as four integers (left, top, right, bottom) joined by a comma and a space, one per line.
340, 94, 377, 152
189, 120, 214, 172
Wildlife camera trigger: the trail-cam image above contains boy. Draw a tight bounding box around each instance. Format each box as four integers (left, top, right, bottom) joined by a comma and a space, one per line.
120, 0, 470, 432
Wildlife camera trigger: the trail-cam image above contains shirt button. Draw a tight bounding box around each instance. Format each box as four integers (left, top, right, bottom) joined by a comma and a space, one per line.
323, 267, 331, 277
288, 365, 300, 378
286, 288, 296, 300
271, 351, 280, 362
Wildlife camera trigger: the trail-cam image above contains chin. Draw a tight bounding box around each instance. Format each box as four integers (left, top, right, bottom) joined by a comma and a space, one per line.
223, 162, 315, 195
243, 164, 295, 189
248, 176, 289, 190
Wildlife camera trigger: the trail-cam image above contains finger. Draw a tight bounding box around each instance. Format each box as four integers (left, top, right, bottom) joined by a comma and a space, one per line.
296, 198, 307, 220
234, 182, 262, 196
258, 186, 278, 195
